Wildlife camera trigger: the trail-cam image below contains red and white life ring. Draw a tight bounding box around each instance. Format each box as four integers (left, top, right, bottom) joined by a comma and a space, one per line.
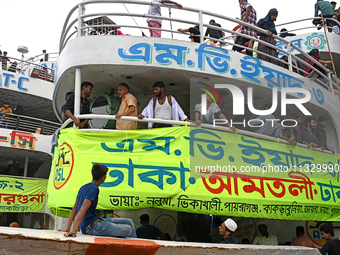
232, 24, 241, 39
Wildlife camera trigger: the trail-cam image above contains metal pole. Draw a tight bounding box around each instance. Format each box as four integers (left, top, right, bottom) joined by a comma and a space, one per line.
74, 68, 82, 118
78, 4, 85, 37
287, 42, 293, 72
328, 72, 334, 93
169, 8, 173, 39
199, 11, 204, 44
23, 157, 28, 177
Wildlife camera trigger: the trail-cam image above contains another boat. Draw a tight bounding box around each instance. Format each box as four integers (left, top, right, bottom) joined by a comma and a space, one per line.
0, 47, 60, 229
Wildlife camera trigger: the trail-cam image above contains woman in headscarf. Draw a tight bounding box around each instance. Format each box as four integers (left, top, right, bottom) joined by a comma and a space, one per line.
304, 49, 332, 77
257, 8, 278, 64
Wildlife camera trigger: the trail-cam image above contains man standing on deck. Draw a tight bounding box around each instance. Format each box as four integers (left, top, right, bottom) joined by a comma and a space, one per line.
205, 19, 223, 43
0, 103, 12, 129
147, 0, 183, 37
64, 81, 93, 128
313, 0, 335, 32
291, 113, 303, 144
115, 83, 138, 130
194, 92, 236, 131
302, 117, 323, 149
319, 223, 340, 255
219, 218, 238, 244
0, 52, 10, 71
58, 164, 137, 238
61, 92, 73, 123
232, 0, 257, 56
137, 81, 190, 128
252, 103, 281, 138
250, 222, 278, 245
313, 116, 333, 152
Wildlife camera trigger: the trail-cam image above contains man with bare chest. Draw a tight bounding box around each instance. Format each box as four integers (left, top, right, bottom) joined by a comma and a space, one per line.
138, 81, 190, 128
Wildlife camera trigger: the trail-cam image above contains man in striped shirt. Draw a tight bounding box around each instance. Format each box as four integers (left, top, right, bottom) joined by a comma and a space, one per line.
232, 0, 257, 56
291, 113, 302, 144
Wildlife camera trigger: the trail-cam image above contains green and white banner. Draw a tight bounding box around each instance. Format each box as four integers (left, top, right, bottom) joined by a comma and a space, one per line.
48, 127, 340, 220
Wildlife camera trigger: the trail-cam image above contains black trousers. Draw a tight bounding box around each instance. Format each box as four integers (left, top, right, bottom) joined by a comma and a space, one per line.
232, 36, 253, 56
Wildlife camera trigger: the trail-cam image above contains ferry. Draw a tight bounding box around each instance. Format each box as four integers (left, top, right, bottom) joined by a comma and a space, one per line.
0, 48, 60, 229
1, 0, 340, 254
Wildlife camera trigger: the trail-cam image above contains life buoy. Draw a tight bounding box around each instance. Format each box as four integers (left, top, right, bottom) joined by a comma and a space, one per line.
232, 25, 241, 39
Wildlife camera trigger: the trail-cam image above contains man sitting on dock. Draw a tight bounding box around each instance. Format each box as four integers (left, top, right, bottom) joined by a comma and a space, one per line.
58, 164, 137, 238
64, 81, 93, 128
138, 81, 190, 128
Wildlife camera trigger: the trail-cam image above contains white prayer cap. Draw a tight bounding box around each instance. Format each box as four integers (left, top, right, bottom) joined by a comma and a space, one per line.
224, 218, 237, 232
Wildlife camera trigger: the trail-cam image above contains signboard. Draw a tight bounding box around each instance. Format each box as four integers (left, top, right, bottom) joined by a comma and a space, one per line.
0, 176, 47, 212
48, 127, 340, 221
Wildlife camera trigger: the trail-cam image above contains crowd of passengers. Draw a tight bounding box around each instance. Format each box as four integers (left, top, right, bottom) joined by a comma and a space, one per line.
61, 81, 335, 153
141, 0, 337, 78
0, 49, 54, 82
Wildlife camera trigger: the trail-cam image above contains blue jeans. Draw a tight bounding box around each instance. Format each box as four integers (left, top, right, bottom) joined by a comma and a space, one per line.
87, 218, 137, 238
0, 119, 8, 128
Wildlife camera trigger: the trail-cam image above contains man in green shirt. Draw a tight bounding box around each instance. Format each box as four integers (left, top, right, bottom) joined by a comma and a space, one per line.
313, 0, 335, 32
136, 214, 166, 240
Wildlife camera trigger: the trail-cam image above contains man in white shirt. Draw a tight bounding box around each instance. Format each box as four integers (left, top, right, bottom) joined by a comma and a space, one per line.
250, 222, 278, 245
138, 81, 189, 128
147, 0, 183, 37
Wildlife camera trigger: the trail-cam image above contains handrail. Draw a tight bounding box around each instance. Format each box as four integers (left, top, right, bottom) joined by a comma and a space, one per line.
60, 114, 337, 155
58, 0, 339, 94
2, 113, 61, 135
5, 56, 55, 72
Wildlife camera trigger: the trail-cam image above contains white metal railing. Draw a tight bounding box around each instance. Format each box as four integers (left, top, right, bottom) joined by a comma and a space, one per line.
59, 0, 340, 93
1, 52, 58, 79
1, 113, 61, 135
61, 114, 338, 155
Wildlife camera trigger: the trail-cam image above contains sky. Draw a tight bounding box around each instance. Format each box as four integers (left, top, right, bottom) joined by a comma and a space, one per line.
0, 0, 316, 60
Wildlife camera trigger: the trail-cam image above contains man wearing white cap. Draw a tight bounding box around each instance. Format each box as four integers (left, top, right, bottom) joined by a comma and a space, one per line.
219, 218, 239, 244
250, 222, 278, 245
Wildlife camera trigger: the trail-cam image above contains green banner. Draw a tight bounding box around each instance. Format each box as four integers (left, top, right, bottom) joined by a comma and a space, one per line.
0, 176, 47, 212
48, 127, 340, 220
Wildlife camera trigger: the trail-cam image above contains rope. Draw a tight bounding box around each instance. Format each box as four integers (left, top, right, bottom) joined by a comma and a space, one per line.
321, 14, 340, 96
122, 3, 145, 34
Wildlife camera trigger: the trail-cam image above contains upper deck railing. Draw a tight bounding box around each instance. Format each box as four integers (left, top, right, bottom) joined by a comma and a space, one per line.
59, 0, 340, 95
61, 114, 338, 155
1, 113, 61, 135
1, 52, 58, 80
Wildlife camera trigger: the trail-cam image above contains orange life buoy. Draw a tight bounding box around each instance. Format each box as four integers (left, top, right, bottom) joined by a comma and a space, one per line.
232, 25, 241, 38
